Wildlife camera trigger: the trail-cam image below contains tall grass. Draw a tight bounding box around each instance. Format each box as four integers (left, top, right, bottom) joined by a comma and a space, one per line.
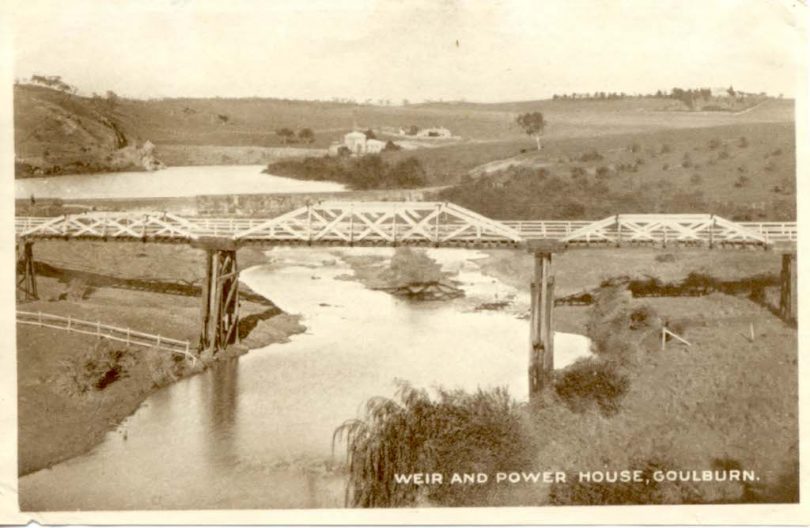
333, 381, 531, 507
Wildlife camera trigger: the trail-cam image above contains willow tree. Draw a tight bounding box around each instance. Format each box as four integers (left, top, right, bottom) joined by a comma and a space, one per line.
516, 111, 546, 150
333, 381, 529, 507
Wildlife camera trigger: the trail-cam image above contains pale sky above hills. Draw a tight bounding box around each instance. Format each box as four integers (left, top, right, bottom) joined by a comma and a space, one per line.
7, 0, 807, 102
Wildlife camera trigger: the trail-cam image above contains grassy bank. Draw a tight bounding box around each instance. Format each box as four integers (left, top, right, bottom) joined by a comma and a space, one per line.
334, 249, 797, 506
16, 240, 300, 476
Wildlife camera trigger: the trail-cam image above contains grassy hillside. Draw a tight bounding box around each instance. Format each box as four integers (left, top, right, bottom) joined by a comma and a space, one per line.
437, 122, 796, 220
14, 85, 163, 177
13, 85, 797, 219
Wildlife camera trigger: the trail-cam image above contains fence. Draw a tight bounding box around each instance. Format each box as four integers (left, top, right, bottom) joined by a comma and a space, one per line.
16, 310, 194, 359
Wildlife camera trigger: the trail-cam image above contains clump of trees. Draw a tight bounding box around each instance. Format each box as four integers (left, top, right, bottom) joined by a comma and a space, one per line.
265, 154, 428, 190
276, 127, 316, 145
28, 74, 76, 95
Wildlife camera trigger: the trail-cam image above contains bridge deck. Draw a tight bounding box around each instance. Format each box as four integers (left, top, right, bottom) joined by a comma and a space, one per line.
15, 202, 796, 249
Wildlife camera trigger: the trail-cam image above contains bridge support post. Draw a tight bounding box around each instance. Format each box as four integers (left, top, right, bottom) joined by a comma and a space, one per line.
16, 240, 38, 301
528, 243, 561, 401
194, 238, 240, 355
780, 252, 797, 323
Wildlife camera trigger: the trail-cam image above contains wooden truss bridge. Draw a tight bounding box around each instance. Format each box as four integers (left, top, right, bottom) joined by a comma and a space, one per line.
15, 201, 797, 398
16, 204, 794, 248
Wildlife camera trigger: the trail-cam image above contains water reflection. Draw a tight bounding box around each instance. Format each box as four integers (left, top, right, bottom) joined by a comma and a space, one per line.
200, 358, 240, 468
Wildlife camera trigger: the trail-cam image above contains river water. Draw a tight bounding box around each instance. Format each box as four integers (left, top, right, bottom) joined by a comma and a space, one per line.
19, 247, 592, 510
14, 165, 346, 200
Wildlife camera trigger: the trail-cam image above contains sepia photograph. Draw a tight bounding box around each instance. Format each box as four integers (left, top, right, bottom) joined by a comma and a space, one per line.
1, 0, 807, 523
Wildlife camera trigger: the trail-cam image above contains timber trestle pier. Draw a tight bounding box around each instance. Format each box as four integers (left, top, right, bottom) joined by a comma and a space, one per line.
15, 201, 797, 399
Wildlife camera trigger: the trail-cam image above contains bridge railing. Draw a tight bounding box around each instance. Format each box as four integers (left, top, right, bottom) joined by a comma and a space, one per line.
14, 211, 797, 245
16, 310, 194, 358
504, 219, 796, 243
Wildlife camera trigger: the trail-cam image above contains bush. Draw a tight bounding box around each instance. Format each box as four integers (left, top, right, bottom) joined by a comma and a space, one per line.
383, 140, 401, 152
655, 253, 677, 263
681, 153, 692, 168
734, 175, 750, 188
738, 136, 749, 148
659, 143, 671, 154
334, 382, 531, 507
579, 149, 603, 162
56, 341, 136, 396
265, 154, 427, 190
554, 358, 629, 416
708, 138, 722, 150
690, 173, 703, 185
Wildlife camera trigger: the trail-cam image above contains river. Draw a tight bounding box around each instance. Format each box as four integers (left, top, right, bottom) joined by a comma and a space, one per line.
18, 247, 592, 510
14, 165, 346, 200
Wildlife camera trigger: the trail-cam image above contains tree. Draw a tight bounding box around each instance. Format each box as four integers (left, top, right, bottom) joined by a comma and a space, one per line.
364, 128, 377, 140
105, 90, 119, 110
276, 127, 295, 145
516, 111, 546, 150
298, 128, 315, 143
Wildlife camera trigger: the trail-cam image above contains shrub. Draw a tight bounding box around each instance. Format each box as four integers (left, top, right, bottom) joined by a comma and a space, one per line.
570, 166, 586, 178
333, 382, 531, 507
690, 173, 703, 185
662, 163, 669, 171
681, 153, 692, 168
660, 143, 671, 154
655, 253, 677, 263
595, 166, 611, 179
579, 149, 603, 162
718, 149, 730, 160
629, 142, 641, 153
554, 358, 629, 416
770, 148, 783, 156
383, 140, 402, 152
734, 175, 750, 188
708, 138, 722, 150
738, 136, 749, 148
56, 341, 136, 396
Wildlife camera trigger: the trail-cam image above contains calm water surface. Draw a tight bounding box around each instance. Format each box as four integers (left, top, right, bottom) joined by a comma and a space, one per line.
19, 248, 591, 510
15, 165, 346, 200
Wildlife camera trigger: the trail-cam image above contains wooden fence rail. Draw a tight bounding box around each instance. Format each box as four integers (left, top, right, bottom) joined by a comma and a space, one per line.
16, 310, 194, 359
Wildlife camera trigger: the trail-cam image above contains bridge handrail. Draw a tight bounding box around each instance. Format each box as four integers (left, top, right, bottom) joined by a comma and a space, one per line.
13, 210, 797, 245
16, 310, 193, 358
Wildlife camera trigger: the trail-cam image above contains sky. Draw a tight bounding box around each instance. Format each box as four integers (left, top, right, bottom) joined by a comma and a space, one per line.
7, 0, 807, 102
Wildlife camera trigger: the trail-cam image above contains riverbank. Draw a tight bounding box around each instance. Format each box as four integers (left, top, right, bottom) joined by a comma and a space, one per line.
156, 144, 326, 166
16, 241, 302, 476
